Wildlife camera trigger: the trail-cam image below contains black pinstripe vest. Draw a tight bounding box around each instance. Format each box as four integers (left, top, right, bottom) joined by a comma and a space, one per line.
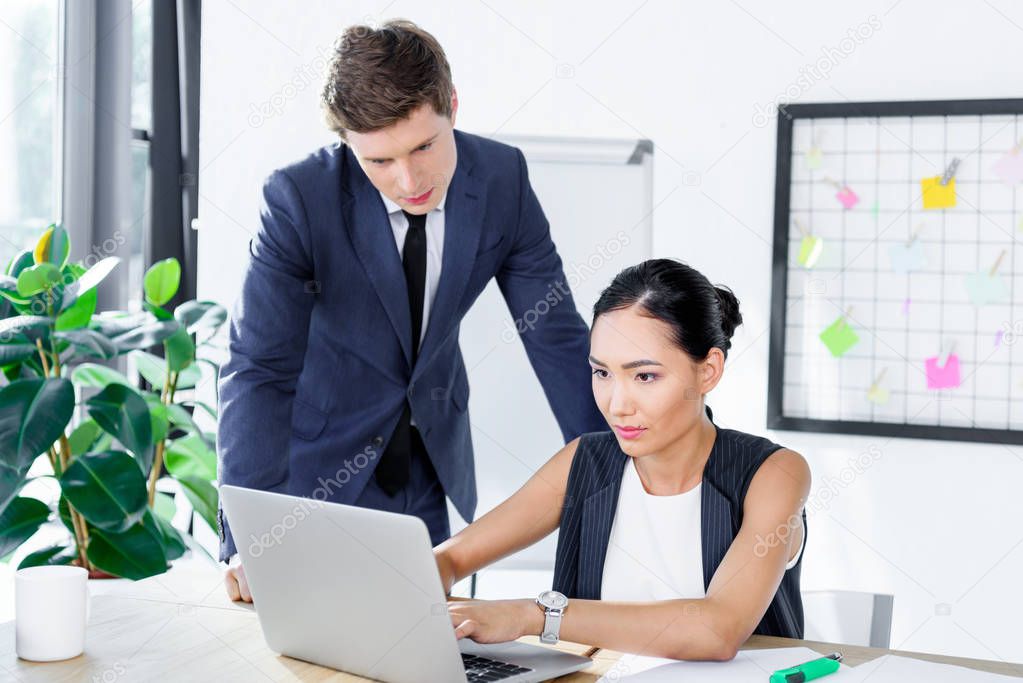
551, 409, 806, 638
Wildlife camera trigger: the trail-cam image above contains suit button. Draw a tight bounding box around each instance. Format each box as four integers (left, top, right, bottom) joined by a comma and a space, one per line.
372, 436, 384, 447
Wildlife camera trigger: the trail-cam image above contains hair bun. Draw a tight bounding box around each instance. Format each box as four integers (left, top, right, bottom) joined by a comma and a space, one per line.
714, 286, 742, 340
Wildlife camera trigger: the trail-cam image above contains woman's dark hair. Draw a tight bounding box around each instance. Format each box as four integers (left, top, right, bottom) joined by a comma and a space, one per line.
592, 259, 742, 359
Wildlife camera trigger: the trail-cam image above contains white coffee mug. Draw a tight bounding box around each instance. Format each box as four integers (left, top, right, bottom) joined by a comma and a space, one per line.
15, 565, 89, 661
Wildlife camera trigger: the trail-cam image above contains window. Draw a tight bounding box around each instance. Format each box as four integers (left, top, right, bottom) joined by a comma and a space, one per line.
0, 0, 61, 269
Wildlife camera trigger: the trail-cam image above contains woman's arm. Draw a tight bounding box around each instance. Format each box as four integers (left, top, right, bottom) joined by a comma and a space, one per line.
434, 437, 580, 593
447, 448, 811, 661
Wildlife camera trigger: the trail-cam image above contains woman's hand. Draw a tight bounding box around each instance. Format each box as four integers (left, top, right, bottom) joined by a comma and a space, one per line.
448, 599, 544, 644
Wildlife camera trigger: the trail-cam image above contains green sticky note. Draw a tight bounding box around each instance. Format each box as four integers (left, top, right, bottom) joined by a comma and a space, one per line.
798, 235, 823, 268
820, 317, 859, 357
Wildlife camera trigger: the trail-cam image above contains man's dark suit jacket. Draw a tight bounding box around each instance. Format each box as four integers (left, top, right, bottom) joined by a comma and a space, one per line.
217, 130, 606, 560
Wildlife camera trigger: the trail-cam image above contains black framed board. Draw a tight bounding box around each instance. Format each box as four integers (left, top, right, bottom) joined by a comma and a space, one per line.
768, 98, 1023, 444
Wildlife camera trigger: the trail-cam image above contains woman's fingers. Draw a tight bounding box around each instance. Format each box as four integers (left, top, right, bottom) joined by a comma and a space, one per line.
453, 619, 477, 640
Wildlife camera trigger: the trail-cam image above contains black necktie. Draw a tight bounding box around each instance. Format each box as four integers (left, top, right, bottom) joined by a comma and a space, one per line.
375, 210, 427, 495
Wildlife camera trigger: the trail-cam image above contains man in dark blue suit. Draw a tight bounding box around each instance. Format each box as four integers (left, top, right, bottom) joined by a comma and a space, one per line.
220, 20, 604, 600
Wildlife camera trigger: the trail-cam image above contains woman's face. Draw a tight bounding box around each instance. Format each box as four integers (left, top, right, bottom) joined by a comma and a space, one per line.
589, 305, 723, 457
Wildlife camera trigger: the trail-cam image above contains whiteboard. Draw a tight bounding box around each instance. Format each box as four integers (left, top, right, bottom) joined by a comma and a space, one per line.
454, 135, 653, 570
768, 99, 1023, 445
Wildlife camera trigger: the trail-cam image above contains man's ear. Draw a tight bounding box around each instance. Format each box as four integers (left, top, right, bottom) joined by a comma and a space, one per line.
450, 87, 458, 127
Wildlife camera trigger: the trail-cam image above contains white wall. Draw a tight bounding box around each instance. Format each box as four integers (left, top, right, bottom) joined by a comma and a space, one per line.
198, 0, 1023, 663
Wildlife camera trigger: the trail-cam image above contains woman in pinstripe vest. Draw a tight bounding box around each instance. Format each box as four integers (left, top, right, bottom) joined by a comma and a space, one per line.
437, 259, 810, 661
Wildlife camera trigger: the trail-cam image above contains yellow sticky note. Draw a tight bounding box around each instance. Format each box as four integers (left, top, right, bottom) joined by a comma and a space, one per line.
921, 176, 956, 210
867, 385, 889, 405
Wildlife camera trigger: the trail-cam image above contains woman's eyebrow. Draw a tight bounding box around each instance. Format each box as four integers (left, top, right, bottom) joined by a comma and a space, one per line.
588, 356, 662, 369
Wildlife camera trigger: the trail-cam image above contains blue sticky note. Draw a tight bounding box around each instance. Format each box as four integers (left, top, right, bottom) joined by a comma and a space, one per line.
965, 272, 1008, 307
889, 241, 926, 274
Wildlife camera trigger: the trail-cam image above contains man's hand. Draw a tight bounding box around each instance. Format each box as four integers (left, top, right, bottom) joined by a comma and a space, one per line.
224, 560, 252, 603
447, 599, 543, 644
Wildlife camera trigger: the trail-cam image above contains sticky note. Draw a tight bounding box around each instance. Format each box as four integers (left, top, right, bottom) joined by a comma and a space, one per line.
820, 317, 859, 357
806, 147, 823, 169
992, 149, 1023, 185
835, 186, 859, 209
889, 241, 926, 274
871, 200, 880, 218
902, 298, 911, 315
965, 272, 1009, 306
798, 235, 823, 268
925, 354, 961, 389
995, 330, 1005, 348
921, 176, 956, 209
867, 384, 890, 405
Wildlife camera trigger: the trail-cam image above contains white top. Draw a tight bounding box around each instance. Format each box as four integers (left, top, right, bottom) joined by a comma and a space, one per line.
378, 190, 447, 344
601, 458, 804, 602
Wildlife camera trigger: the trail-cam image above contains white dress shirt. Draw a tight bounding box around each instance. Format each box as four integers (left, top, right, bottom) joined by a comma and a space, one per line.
600, 458, 805, 602
378, 190, 446, 345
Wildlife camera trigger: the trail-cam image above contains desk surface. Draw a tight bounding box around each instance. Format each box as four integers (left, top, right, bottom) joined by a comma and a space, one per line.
2, 558, 1022, 681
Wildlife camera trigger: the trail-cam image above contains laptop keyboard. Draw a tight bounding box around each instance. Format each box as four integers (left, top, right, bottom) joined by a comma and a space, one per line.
461, 653, 533, 681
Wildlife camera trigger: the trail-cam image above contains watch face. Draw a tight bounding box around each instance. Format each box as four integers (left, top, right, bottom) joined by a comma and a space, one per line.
539, 590, 568, 609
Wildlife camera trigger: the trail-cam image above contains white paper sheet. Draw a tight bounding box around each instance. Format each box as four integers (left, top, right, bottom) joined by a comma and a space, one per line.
837, 654, 1021, 682
600, 646, 858, 681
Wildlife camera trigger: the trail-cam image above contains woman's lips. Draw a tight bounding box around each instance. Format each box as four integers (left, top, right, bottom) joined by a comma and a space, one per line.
404, 188, 433, 205
614, 425, 646, 440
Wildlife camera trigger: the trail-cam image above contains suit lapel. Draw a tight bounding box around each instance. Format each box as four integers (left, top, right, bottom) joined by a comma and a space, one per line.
700, 427, 733, 592
413, 150, 485, 379
577, 464, 627, 599
341, 149, 413, 367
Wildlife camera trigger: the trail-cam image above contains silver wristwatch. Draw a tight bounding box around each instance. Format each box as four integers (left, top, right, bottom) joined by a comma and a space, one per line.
535, 590, 569, 644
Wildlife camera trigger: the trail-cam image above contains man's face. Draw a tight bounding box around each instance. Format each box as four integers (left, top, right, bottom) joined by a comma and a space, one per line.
346, 97, 458, 215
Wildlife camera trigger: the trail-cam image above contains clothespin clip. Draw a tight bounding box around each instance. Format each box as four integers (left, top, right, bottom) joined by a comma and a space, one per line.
907, 222, 925, 246
939, 158, 961, 186
938, 339, 957, 368
989, 249, 1007, 277
867, 367, 889, 404
870, 367, 887, 391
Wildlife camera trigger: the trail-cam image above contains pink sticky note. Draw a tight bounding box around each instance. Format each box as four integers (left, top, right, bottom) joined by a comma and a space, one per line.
992, 149, 1023, 186
925, 354, 961, 389
836, 186, 859, 209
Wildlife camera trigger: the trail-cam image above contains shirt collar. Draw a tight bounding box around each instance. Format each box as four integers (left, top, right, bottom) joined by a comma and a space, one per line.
378, 188, 447, 216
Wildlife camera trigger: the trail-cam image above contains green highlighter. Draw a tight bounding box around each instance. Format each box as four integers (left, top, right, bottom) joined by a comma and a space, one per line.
769, 652, 842, 682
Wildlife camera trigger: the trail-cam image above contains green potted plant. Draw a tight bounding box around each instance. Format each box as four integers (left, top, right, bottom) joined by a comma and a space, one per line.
0, 224, 226, 579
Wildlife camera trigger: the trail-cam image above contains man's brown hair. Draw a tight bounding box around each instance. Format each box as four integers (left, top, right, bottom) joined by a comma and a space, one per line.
321, 20, 453, 138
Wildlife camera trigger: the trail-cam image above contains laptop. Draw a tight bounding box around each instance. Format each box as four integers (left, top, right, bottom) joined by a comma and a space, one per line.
220, 485, 593, 682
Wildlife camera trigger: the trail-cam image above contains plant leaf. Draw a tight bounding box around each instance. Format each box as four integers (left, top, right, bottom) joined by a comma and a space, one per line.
54, 329, 118, 359
0, 378, 75, 472
55, 287, 96, 331
86, 509, 168, 580
153, 491, 176, 522
177, 474, 218, 533
16, 263, 62, 298
0, 315, 53, 342
174, 300, 228, 336
143, 394, 169, 444
111, 320, 180, 352
5, 250, 34, 278
71, 362, 134, 389
86, 384, 153, 473
164, 326, 194, 373
143, 259, 181, 307
153, 513, 186, 561
67, 419, 101, 456
0, 334, 37, 366
58, 257, 120, 313
33, 224, 70, 270
0, 496, 50, 557
58, 450, 148, 533
165, 435, 216, 481
17, 543, 76, 569
0, 464, 27, 517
